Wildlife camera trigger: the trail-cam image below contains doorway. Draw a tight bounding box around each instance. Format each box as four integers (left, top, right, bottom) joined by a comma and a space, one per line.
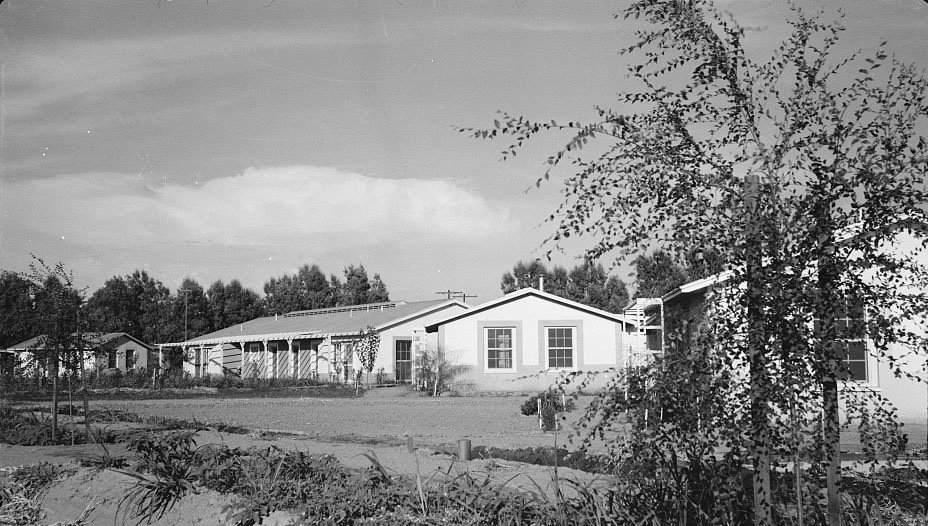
394, 339, 412, 383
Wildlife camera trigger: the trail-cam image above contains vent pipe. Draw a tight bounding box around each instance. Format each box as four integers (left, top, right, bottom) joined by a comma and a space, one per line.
539, 276, 545, 292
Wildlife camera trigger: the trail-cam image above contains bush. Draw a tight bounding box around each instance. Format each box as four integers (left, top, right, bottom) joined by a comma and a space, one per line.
519, 390, 574, 416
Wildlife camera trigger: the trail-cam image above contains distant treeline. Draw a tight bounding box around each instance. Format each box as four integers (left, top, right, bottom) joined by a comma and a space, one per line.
0, 263, 389, 347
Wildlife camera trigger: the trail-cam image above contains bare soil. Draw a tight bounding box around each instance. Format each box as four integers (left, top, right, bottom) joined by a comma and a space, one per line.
1, 386, 611, 525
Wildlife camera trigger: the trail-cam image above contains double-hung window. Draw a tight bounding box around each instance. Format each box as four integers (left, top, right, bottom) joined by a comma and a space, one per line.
836, 295, 868, 382
546, 327, 575, 369
485, 328, 514, 370
815, 295, 869, 382
126, 349, 136, 369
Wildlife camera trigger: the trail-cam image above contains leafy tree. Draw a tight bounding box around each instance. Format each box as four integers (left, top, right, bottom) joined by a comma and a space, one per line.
22, 257, 85, 442
466, 1, 928, 524
207, 279, 264, 331
500, 260, 548, 293
125, 271, 174, 344
566, 260, 609, 307
264, 263, 389, 314
603, 276, 631, 314
264, 273, 302, 315
500, 260, 629, 313
0, 271, 36, 349
339, 264, 372, 306
298, 264, 334, 309
368, 274, 390, 303
85, 275, 136, 335
634, 250, 689, 298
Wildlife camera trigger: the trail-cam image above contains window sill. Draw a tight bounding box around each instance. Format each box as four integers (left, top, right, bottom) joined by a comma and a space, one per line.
484, 368, 517, 374
839, 382, 881, 393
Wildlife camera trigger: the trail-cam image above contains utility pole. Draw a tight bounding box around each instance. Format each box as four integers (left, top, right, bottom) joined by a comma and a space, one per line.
435, 289, 462, 300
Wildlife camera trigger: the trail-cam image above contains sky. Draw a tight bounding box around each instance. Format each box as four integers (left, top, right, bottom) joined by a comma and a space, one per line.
1, 0, 926, 306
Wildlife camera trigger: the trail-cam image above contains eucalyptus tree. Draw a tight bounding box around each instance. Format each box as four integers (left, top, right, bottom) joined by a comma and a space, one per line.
464, 1, 928, 524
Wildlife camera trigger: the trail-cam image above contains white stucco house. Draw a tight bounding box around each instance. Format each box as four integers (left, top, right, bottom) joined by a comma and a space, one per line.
642, 222, 927, 424
162, 299, 469, 383
4, 332, 157, 375
424, 287, 637, 391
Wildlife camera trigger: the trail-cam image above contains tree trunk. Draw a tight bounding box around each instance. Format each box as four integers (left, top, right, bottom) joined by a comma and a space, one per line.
51, 348, 59, 442
745, 173, 773, 526
817, 246, 843, 526
79, 344, 93, 443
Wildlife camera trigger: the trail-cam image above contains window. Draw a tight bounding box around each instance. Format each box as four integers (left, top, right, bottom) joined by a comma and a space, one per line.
815, 295, 868, 382
125, 349, 136, 369
486, 328, 514, 369
836, 295, 867, 381
107, 349, 117, 369
546, 327, 575, 369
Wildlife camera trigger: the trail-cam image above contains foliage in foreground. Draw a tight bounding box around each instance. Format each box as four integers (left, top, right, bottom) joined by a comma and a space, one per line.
0, 405, 112, 446
117, 429, 928, 526
0, 463, 84, 526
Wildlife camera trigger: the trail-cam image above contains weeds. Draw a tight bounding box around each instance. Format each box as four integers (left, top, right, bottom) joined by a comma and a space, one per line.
0, 463, 76, 525
0, 408, 109, 446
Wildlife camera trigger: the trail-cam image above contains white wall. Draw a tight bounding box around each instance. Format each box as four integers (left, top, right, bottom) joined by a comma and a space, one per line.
437, 295, 627, 391
373, 303, 470, 381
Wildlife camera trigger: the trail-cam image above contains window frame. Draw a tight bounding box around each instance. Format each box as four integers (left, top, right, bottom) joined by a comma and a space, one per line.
545, 326, 576, 370
484, 327, 516, 372
125, 348, 136, 370
813, 294, 873, 385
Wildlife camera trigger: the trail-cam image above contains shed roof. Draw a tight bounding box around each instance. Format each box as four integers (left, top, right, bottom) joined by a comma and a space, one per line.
168, 299, 467, 347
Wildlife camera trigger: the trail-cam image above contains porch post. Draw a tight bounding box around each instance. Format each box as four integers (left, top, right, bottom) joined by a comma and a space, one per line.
288, 338, 296, 379
199, 345, 206, 377
241, 341, 249, 377
262, 339, 270, 379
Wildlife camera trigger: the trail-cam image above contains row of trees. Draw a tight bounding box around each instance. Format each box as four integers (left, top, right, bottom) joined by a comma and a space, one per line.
0, 263, 391, 348
500, 260, 630, 313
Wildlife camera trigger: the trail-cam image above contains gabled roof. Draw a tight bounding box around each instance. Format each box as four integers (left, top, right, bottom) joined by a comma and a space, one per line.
424, 287, 635, 333
168, 299, 468, 347
4, 332, 153, 352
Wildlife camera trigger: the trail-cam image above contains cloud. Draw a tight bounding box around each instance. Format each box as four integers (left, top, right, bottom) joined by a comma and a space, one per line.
3, 30, 347, 119
2, 166, 516, 251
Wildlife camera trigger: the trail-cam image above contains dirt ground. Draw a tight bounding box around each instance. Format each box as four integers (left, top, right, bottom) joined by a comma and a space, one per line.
3, 385, 925, 525
82, 385, 600, 450
1, 387, 613, 526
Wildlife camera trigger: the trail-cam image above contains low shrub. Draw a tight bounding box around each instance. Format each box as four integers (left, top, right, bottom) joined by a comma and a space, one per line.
519, 390, 575, 416
467, 445, 613, 474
